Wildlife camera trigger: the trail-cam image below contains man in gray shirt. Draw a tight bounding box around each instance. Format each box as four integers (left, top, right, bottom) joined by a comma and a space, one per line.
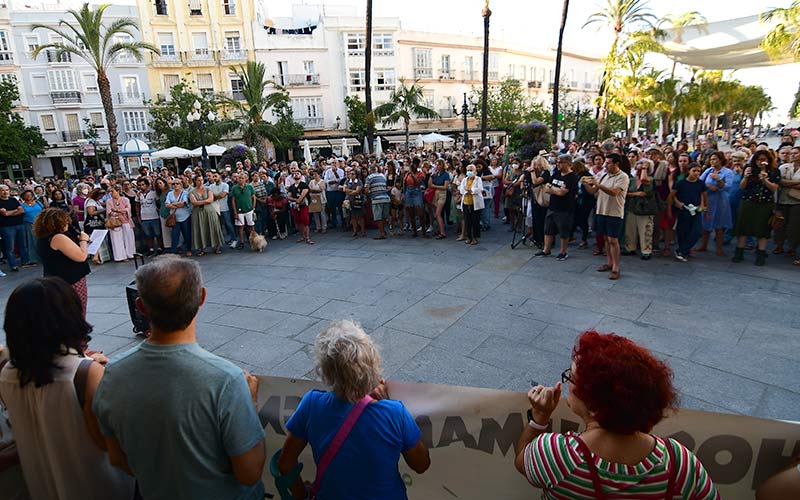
364, 165, 391, 239
93, 256, 266, 499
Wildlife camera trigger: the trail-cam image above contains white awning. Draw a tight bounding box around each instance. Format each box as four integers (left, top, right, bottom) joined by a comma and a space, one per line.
661, 15, 796, 70
298, 138, 359, 148
151, 146, 192, 159
188, 144, 226, 157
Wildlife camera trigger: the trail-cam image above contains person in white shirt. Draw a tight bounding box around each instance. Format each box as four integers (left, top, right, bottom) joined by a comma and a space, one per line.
323, 160, 346, 228
136, 178, 162, 255
209, 173, 234, 244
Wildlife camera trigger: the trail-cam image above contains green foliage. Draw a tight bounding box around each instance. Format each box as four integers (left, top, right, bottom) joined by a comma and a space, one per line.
471, 78, 550, 132
374, 80, 438, 151
270, 100, 304, 160
790, 82, 800, 119
146, 82, 233, 149
509, 121, 552, 160
0, 80, 47, 167
344, 95, 368, 141
761, 0, 800, 61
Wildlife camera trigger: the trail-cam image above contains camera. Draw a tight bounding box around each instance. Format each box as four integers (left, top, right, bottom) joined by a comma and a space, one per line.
750, 165, 761, 178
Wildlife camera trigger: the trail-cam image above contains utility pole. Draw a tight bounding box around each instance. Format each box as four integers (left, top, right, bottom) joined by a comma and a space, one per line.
552, 0, 570, 146
364, 0, 374, 153
480, 1, 491, 149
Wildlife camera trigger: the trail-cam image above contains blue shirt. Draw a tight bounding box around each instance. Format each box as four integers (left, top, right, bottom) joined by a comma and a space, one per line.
21, 200, 44, 223
287, 390, 421, 500
166, 189, 191, 222
93, 342, 265, 500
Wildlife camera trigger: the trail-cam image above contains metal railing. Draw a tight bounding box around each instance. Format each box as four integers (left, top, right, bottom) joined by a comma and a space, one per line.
461, 70, 476, 81
50, 91, 82, 104
186, 50, 214, 62
438, 108, 454, 118
296, 117, 324, 129
219, 48, 247, 61
0, 51, 13, 64
61, 130, 86, 142
217, 91, 246, 101
274, 73, 320, 86
488, 71, 499, 81
46, 50, 71, 63
438, 70, 455, 80
413, 67, 432, 79
151, 52, 180, 64
117, 92, 146, 104
153, 2, 168, 15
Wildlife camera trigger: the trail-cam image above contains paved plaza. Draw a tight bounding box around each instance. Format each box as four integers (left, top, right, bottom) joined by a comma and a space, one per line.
6, 223, 799, 422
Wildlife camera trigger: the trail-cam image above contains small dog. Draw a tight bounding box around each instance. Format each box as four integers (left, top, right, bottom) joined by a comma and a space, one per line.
248, 231, 268, 253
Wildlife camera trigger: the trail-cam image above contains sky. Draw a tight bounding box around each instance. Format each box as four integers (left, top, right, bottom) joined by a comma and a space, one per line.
265, 0, 800, 123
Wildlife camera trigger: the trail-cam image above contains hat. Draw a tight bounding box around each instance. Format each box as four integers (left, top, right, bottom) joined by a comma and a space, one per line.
646, 146, 662, 153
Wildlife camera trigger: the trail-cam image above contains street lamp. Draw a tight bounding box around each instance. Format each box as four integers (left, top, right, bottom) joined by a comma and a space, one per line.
186, 99, 217, 170
453, 92, 477, 150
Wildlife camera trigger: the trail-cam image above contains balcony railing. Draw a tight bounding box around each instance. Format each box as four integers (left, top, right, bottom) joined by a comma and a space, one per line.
297, 117, 324, 129
153, 2, 168, 15
114, 53, 139, 64
488, 71, 499, 81
413, 67, 432, 79
438, 108, 454, 119
117, 92, 146, 104
217, 91, 245, 101
151, 52, 180, 64
61, 130, 86, 142
220, 48, 247, 61
583, 82, 595, 90
461, 70, 476, 81
186, 50, 214, 63
46, 50, 71, 63
527, 80, 542, 89
274, 73, 320, 86
0, 51, 13, 64
50, 91, 82, 104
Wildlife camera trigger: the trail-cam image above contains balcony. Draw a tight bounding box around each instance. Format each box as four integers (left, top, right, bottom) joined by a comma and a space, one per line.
153, 2, 168, 15
413, 67, 432, 79
114, 53, 139, 64
373, 48, 394, 57
527, 80, 542, 89
50, 90, 82, 104
217, 91, 245, 101
438, 108, 454, 119
61, 130, 86, 142
583, 82, 595, 90
151, 52, 181, 66
275, 73, 320, 87
438, 70, 455, 80
488, 71, 499, 81
460, 70, 476, 81
297, 117, 324, 129
0, 51, 13, 65
185, 50, 214, 64
46, 50, 71, 63
117, 92, 146, 104
347, 49, 365, 57
220, 48, 247, 61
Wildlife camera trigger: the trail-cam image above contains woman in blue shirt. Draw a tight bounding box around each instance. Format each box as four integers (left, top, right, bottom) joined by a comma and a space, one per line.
20, 189, 44, 265
276, 320, 430, 500
165, 180, 192, 256
697, 151, 735, 256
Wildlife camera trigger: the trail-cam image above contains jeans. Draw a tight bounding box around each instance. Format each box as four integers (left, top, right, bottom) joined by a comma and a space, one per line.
219, 210, 235, 242
0, 225, 27, 268
327, 191, 344, 227
676, 210, 702, 256
481, 200, 492, 228
171, 218, 192, 254
255, 204, 271, 235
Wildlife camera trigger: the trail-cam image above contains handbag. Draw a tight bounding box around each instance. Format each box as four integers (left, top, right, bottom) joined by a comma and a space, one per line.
533, 184, 550, 208
769, 211, 786, 232
165, 211, 177, 228
105, 214, 122, 229
631, 190, 664, 216
308, 193, 322, 213
390, 186, 402, 204
423, 186, 436, 204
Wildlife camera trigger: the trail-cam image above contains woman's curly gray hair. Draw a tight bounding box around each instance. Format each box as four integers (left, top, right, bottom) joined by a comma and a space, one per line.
315, 320, 382, 403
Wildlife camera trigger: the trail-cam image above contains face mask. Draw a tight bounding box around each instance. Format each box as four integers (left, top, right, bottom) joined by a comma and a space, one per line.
466, 171, 475, 178
81, 188, 89, 195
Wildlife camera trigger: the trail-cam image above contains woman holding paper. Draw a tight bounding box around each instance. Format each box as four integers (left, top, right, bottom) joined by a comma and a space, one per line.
32, 208, 91, 317
275, 319, 430, 500
515, 330, 720, 499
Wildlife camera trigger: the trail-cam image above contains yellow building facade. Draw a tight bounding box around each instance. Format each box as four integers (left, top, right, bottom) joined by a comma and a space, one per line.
135, 0, 255, 102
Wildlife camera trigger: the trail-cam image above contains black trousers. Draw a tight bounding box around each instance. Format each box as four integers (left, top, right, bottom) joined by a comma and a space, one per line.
464, 205, 482, 241
532, 203, 548, 245
573, 200, 594, 242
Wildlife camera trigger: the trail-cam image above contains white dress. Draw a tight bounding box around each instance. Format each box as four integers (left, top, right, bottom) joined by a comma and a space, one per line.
0, 353, 135, 500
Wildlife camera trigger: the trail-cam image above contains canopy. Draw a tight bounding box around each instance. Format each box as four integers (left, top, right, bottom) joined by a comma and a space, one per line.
188, 144, 226, 157
374, 136, 384, 158
341, 137, 350, 157
151, 146, 192, 159
363, 136, 370, 154
119, 138, 153, 156
420, 132, 455, 144
661, 15, 796, 70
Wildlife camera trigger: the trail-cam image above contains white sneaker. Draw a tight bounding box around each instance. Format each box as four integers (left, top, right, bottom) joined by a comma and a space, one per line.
229, 239, 238, 249
272, 235, 278, 240
279, 232, 286, 240
0, 269, 6, 277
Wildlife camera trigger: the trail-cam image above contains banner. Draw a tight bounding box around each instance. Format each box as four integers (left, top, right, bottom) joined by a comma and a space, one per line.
257, 376, 800, 500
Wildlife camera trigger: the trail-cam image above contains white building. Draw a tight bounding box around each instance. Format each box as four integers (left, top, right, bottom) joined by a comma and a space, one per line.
253, 4, 602, 146
10, 4, 153, 177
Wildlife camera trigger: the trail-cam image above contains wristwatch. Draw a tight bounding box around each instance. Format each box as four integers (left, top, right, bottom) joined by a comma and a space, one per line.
527, 409, 551, 431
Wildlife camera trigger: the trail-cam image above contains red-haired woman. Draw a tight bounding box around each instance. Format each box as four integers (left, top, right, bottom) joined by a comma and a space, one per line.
515, 330, 719, 499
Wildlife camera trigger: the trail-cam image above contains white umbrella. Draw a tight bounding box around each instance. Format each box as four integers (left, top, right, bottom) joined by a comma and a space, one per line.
151, 146, 192, 159
374, 136, 383, 158
341, 137, 350, 158
420, 132, 455, 144
188, 144, 226, 157
303, 139, 312, 163
415, 135, 424, 149
363, 136, 370, 154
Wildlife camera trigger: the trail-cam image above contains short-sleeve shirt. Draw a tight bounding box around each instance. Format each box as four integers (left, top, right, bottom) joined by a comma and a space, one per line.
288, 181, 310, 206
231, 183, 255, 213
431, 171, 451, 189
138, 190, 159, 220
209, 182, 230, 212
93, 342, 265, 500
548, 170, 579, 212
0, 198, 23, 226
595, 171, 629, 218
778, 163, 800, 204
365, 173, 391, 203
286, 390, 421, 500
674, 178, 707, 207
740, 168, 780, 204
165, 189, 191, 223
523, 432, 719, 500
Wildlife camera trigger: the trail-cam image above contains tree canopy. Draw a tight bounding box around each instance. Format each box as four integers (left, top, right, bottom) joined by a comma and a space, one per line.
0, 80, 48, 168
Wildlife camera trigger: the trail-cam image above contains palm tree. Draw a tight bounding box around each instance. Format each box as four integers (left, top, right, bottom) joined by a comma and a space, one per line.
660, 11, 707, 77
761, 0, 800, 60
651, 76, 681, 138
583, 0, 656, 139
32, 3, 158, 174
223, 61, 288, 162
373, 80, 439, 152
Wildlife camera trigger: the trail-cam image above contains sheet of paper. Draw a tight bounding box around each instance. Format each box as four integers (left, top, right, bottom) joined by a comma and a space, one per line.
87, 229, 108, 255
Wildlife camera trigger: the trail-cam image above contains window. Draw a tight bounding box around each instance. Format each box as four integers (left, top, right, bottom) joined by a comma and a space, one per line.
123, 111, 148, 133
89, 112, 104, 128
224, 32, 241, 52
373, 33, 393, 54
40, 114, 56, 131
346, 33, 365, 52
223, 0, 235, 15
375, 69, 395, 91
349, 70, 365, 92
196, 73, 214, 94
121, 76, 140, 97
81, 72, 98, 92
303, 60, 315, 75
154, 0, 168, 15
230, 77, 244, 93
441, 55, 451, 78
0, 31, 9, 52
24, 34, 39, 54
163, 74, 179, 92
423, 90, 434, 110
48, 70, 77, 91
464, 56, 474, 80
189, 0, 202, 16
291, 97, 322, 118
508, 64, 515, 79
157, 33, 175, 56
488, 53, 498, 80
191, 32, 209, 56
31, 74, 48, 95
412, 48, 432, 79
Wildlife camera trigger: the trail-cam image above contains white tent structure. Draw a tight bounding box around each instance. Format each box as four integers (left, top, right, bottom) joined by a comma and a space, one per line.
374, 136, 384, 158
151, 146, 192, 159
341, 137, 350, 157
420, 132, 455, 144
415, 135, 424, 149
363, 136, 370, 154
188, 144, 226, 157
303, 139, 312, 163
661, 15, 795, 69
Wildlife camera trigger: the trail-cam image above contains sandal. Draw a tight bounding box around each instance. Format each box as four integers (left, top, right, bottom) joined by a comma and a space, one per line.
469, 240, 478, 245
297, 238, 306, 243
608, 270, 620, 280
793, 259, 800, 266
435, 234, 446, 239
306, 240, 315, 245
597, 264, 612, 272
456, 236, 466, 241
592, 249, 604, 256
197, 251, 205, 257
214, 248, 222, 254
661, 248, 671, 257
578, 241, 588, 249
773, 248, 784, 255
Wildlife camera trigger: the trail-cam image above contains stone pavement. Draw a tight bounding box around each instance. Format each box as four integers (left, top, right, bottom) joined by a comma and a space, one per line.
3, 221, 799, 422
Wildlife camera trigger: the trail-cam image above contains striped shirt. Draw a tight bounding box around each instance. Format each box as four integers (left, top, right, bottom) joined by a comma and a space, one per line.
364, 173, 390, 202
524, 432, 719, 500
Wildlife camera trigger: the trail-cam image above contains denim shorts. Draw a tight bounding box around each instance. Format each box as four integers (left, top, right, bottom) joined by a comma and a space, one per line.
140, 219, 161, 239
595, 214, 623, 239
404, 187, 423, 207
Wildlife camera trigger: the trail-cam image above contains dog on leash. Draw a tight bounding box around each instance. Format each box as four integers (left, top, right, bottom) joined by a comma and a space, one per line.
248, 231, 267, 252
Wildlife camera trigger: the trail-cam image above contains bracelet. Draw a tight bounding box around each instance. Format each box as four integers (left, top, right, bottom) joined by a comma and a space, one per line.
527, 409, 551, 430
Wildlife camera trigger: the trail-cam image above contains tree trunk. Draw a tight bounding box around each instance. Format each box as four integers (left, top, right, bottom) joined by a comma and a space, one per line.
97, 70, 121, 174
633, 112, 640, 138
552, 0, 570, 145
597, 35, 619, 140
404, 118, 410, 153
364, 0, 374, 151
626, 113, 632, 139
255, 137, 269, 163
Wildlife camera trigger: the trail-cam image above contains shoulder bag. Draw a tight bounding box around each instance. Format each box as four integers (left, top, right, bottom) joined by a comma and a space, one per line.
631, 188, 665, 216
533, 184, 550, 208
165, 210, 177, 228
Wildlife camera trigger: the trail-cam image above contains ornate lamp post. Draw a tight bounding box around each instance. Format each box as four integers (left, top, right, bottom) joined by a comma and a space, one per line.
453, 92, 477, 150
186, 99, 217, 170
480, 0, 491, 149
